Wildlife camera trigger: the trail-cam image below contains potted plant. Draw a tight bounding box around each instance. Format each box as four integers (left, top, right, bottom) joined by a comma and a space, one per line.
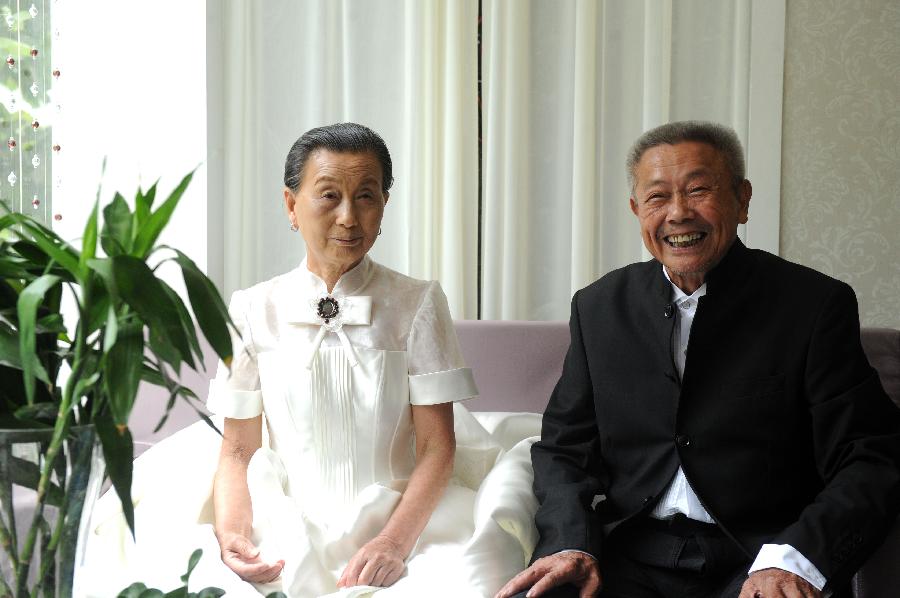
0, 172, 235, 597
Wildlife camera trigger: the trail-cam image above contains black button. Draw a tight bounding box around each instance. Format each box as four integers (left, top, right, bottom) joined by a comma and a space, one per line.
676, 435, 691, 448
664, 304, 674, 318
665, 371, 677, 381
643, 496, 654, 505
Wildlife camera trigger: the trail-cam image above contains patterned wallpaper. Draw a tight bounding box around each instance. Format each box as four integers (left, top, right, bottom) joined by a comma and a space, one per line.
780, 0, 900, 328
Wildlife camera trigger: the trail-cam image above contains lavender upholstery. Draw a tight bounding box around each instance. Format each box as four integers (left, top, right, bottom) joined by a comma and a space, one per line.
456, 320, 569, 413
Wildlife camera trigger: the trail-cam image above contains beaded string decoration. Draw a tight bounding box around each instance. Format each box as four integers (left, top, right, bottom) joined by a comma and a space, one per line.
1, 0, 54, 224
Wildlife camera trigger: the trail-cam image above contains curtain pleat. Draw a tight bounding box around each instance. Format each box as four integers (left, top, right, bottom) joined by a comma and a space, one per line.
480, 0, 781, 320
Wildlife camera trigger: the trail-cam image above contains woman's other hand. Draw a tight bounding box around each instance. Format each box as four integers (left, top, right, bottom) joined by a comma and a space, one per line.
218, 530, 285, 583
337, 534, 406, 588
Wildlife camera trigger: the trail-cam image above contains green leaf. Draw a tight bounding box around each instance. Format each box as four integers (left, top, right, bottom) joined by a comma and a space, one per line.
103, 320, 143, 426
181, 548, 203, 583
116, 583, 149, 598
194, 589, 226, 598
116, 584, 165, 598
17, 274, 60, 404
134, 181, 158, 232
12, 240, 51, 268
148, 326, 182, 372
83, 292, 111, 340
132, 171, 195, 258
109, 255, 193, 369
13, 402, 57, 421
140, 364, 199, 401
71, 372, 101, 407
96, 410, 135, 536
101, 193, 134, 257
7, 454, 64, 505
264, 593, 289, 598
0, 324, 22, 369
4, 213, 81, 278
167, 249, 234, 368
158, 280, 202, 368
80, 200, 100, 274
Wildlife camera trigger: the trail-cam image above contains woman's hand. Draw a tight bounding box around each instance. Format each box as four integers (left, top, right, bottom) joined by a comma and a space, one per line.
337, 534, 407, 588
337, 403, 454, 589
218, 530, 285, 583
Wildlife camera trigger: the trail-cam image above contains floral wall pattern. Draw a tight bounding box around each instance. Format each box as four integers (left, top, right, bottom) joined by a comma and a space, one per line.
780, 0, 900, 328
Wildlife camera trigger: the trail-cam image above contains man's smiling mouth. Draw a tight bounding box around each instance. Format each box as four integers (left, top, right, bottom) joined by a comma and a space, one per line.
664, 232, 706, 248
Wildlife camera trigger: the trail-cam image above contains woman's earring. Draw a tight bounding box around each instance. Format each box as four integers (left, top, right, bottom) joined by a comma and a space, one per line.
377, 227, 382, 236
290, 222, 298, 232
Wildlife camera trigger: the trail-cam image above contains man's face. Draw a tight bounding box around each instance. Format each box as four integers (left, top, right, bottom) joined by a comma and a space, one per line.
629, 141, 751, 292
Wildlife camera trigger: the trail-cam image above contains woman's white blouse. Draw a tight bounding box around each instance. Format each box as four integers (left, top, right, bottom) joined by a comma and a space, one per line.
206, 256, 477, 512
82, 255, 539, 597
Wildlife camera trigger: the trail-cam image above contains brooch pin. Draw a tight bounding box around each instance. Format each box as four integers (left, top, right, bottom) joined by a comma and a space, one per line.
316, 296, 340, 324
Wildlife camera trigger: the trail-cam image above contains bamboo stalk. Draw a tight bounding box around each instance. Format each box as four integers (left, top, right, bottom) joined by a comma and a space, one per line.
13, 410, 68, 597
14, 351, 85, 596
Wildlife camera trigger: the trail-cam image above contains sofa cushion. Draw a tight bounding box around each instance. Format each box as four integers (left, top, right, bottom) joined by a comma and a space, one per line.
860, 328, 900, 407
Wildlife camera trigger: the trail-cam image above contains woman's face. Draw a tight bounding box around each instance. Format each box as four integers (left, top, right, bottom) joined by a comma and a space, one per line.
285, 149, 388, 279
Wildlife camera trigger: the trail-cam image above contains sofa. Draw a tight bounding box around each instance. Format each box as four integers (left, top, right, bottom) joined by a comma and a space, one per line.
454, 321, 900, 598
129, 321, 900, 597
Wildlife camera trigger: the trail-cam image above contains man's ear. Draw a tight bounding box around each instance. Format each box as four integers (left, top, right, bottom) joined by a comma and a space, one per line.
737, 179, 752, 224
383, 191, 389, 207
630, 196, 639, 217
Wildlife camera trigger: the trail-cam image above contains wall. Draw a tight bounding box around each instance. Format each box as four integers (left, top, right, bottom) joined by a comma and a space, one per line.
780, 0, 900, 328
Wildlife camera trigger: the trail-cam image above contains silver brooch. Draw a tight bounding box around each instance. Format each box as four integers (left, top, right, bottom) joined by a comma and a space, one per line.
316, 296, 340, 324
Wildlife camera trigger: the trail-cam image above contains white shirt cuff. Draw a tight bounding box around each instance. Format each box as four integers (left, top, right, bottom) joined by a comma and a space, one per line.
206, 380, 263, 419
408, 367, 478, 405
749, 543, 827, 592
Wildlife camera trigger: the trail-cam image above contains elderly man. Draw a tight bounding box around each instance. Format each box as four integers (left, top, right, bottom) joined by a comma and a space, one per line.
496, 121, 900, 598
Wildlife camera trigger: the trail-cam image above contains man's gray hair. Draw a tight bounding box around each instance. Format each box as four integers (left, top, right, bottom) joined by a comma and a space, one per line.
626, 121, 746, 194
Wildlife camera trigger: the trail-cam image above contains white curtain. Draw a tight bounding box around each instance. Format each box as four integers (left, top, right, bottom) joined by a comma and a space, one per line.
209, 0, 785, 321
481, 0, 785, 320
208, 0, 479, 318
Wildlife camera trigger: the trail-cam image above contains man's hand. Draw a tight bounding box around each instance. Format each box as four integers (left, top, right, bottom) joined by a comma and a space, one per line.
494, 552, 601, 598
217, 531, 284, 583
739, 568, 822, 598
337, 534, 406, 588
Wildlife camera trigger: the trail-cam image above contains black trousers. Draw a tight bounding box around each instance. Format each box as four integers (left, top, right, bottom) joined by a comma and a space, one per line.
511, 515, 751, 598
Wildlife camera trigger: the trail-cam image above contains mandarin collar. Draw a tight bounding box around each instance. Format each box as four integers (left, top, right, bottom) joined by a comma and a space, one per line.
663, 264, 707, 305
296, 255, 375, 297
651, 237, 751, 299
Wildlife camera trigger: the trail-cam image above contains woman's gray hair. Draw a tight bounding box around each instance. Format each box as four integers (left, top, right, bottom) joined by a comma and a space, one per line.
284, 122, 394, 193
626, 121, 745, 194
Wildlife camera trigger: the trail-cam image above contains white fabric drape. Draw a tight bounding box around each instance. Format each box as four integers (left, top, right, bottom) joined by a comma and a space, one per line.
210, 0, 784, 322
208, 0, 479, 318
481, 0, 785, 320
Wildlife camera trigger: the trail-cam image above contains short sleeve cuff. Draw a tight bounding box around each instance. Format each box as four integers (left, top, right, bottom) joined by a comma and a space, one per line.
206, 380, 263, 419
409, 367, 478, 405
749, 544, 827, 591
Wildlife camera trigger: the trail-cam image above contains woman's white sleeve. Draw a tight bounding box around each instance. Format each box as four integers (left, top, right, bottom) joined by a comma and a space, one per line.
407, 281, 478, 406
206, 289, 263, 419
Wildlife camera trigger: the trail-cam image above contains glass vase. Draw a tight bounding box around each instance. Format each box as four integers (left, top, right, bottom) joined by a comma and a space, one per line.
0, 425, 105, 598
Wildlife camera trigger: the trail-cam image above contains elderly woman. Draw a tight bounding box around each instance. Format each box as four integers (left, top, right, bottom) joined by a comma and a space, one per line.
209, 122, 476, 594
83, 123, 538, 598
